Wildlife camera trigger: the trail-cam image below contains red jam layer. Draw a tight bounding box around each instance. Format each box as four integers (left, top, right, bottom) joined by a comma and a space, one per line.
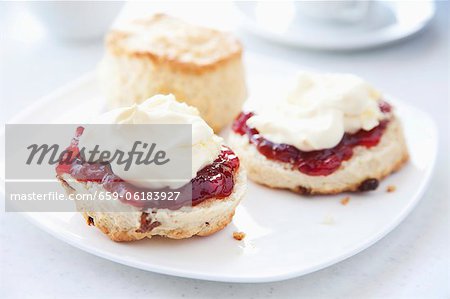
57, 141, 239, 210
232, 103, 391, 176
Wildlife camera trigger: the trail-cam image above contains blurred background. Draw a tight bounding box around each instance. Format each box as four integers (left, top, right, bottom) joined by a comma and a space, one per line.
1, 1, 448, 298
1, 1, 448, 128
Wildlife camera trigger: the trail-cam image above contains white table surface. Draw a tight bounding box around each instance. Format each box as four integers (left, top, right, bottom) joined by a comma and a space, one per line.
1, 2, 448, 298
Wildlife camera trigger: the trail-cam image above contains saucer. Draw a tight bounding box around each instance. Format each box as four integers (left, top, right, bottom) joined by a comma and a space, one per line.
235, 1, 435, 50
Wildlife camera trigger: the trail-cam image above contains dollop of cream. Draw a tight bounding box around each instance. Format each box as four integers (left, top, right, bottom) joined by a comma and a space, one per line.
247, 72, 385, 151
80, 94, 222, 188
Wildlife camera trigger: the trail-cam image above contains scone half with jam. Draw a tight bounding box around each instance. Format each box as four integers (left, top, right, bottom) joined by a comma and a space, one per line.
56, 95, 246, 241
228, 72, 408, 194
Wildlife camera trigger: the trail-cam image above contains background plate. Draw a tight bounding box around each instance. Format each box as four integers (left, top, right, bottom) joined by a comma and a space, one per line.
0, 54, 438, 282
235, 1, 435, 50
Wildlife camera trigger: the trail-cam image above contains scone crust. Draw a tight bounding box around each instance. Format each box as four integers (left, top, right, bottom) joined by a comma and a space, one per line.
58, 168, 246, 242
228, 118, 408, 194
106, 13, 243, 73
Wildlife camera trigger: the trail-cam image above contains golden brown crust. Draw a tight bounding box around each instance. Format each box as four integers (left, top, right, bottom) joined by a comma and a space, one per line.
106, 13, 243, 74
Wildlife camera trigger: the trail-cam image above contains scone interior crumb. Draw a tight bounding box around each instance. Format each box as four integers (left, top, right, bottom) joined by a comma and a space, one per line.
233, 231, 246, 241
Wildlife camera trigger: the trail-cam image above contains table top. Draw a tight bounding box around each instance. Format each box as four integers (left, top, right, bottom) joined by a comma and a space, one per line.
1, 2, 448, 298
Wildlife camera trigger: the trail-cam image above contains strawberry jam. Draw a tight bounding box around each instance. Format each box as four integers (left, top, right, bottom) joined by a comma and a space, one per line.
56, 132, 239, 210
232, 102, 391, 176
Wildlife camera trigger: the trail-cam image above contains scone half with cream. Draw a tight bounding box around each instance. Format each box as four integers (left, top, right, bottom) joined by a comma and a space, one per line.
56, 95, 246, 241
229, 72, 408, 194
99, 13, 247, 132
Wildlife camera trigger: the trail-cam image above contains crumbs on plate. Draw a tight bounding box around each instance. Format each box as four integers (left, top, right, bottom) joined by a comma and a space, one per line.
340, 196, 350, 205
233, 231, 246, 241
386, 185, 397, 193
321, 215, 335, 226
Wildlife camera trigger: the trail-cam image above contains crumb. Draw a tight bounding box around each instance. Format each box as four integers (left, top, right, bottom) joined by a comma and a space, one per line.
340, 196, 350, 205
233, 231, 246, 241
321, 215, 335, 226
386, 185, 396, 193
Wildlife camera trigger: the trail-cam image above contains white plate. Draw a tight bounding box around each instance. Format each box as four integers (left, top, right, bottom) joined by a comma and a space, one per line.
1, 54, 438, 282
235, 1, 435, 50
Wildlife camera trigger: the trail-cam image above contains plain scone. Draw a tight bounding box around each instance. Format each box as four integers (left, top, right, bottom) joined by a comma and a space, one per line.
228, 118, 408, 194
57, 168, 246, 242
99, 14, 247, 132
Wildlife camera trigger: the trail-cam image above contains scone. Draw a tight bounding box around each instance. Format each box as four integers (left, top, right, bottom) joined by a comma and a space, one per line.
99, 13, 247, 132
228, 72, 408, 194
56, 95, 246, 241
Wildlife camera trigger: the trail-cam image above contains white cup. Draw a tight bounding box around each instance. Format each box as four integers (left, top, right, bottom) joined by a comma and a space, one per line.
296, 0, 370, 23
29, 1, 123, 41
